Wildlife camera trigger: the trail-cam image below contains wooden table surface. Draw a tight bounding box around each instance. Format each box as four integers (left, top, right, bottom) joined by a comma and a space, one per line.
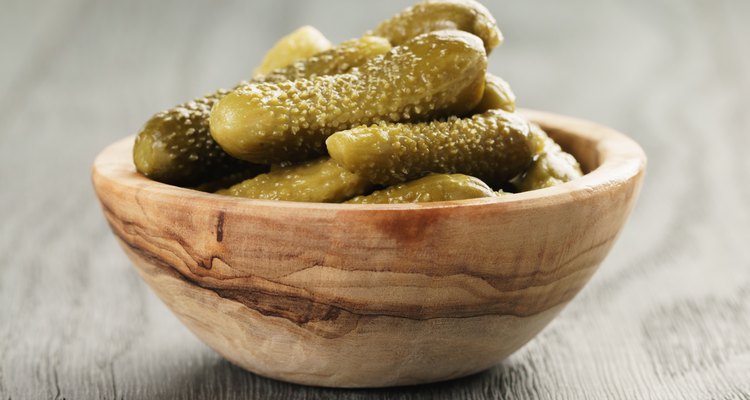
2, 0, 749, 398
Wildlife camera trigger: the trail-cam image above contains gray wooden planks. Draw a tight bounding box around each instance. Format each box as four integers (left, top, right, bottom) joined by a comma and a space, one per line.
1, 0, 749, 398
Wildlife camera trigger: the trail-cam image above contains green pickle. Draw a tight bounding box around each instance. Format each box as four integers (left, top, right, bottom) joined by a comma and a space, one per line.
259, 36, 391, 83
210, 30, 487, 164
326, 109, 533, 186
370, 0, 502, 53
346, 174, 496, 204
133, 91, 251, 186
218, 158, 371, 203
473, 73, 516, 113
516, 124, 583, 191
192, 166, 270, 193
253, 26, 333, 77
133, 36, 391, 185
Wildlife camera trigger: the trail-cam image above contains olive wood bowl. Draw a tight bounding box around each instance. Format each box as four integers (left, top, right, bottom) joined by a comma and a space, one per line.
91, 110, 646, 388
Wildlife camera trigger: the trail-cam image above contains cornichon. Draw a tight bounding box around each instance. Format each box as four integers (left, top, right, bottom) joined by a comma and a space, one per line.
370, 0, 502, 53
133, 92, 248, 186
192, 166, 269, 193
260, 36, 391, 83
133, 35, 391, 185
346, 174, 496, 204
218, 158, 370, 203
516, 124, 583, 191
210, 30, 488, 164
326, 109, 533, 186
253, 26, 332, 77
473, 73, 516, 113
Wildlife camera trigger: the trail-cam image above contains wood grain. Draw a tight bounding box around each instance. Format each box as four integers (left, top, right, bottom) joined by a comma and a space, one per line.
2, 0, 750, 398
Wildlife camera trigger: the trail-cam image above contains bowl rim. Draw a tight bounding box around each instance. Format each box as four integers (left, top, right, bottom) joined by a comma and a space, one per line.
92, 109, 646, 212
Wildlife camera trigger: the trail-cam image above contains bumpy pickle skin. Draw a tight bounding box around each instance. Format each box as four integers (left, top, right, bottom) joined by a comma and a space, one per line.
253, 26, 332, 77
210, 30, 488, 164
191, 166, 270, 193
516, 124, 583, 191
132, 91, 257, 186
133, 35, 390, 185
472, 73, 516, 113
370, 0, 502, 54
217, 158, 371, 203
346, 174, 496, 204
326, 109, 533, 187
259, 36, 391, 83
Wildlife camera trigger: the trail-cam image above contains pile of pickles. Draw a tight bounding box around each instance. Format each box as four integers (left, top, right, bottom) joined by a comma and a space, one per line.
133, 0, 582, 204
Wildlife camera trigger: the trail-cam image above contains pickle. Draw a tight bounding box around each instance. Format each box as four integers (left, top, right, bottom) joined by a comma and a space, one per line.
326, 109, 533, 186
346, 174, 495, 204
210, 30, 487, 164
192, 166, 269, 193
133, 36, 390, 186
516, 124, 583, 191
217, 158, 370, 203
253, 26, 332, 77
473, 73, 516, 113
260, 36, 391, 83
370, 0, 502, 53
132, 91, 255, 186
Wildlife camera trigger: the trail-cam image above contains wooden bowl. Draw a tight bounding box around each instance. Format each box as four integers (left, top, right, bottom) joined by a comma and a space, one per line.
91, 110, 646, 388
